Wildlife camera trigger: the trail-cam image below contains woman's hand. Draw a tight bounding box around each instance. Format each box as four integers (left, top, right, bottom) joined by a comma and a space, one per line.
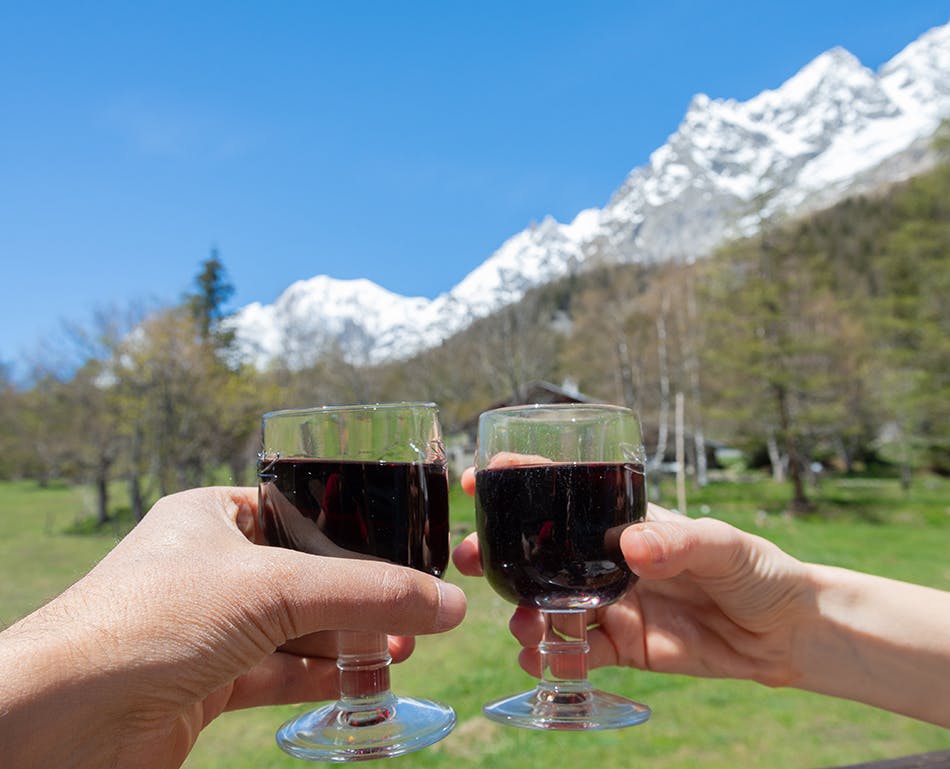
455, 465, 809, 686
455, 466, 950, 727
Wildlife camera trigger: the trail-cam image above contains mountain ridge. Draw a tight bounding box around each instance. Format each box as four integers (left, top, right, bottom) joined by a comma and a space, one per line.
229, 20, 950, 369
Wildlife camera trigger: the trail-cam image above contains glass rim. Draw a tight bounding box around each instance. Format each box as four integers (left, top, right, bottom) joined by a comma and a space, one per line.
480, 402, 635, 419
263, 401, 439, 421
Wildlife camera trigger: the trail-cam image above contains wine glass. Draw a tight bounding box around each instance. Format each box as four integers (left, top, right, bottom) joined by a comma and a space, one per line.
257, 403, 455, 761
474, 403, 651, 730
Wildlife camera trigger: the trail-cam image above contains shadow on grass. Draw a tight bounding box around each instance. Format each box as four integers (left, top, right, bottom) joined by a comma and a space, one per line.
63, 506, 140, 538
659, 472, 944, 527
799, 497, 890, 525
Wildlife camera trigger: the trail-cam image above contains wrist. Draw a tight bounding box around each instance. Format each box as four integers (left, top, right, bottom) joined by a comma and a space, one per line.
0, 612, 125, 767
789, 563, 862, 694
789, 562, 950, 726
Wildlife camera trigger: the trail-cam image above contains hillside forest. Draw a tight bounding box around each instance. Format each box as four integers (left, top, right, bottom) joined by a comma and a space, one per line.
2, 158, 948, 521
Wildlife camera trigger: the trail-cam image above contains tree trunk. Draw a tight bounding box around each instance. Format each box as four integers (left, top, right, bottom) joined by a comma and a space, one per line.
128, 422, 147, 521
897, 423, 913, 493
772, 383, 811, 513
649, 296, 671, 471
683, 277, 708, 487
833, 433, 854, 474
693, 429, 708, 487
787, 448, 811, 513
615, 336, 638, 410
95, 470, 110, 526
675, 391, 687, 515
766, 431, 785, 483
129, 472, 145, 521
229, 457, 247, 487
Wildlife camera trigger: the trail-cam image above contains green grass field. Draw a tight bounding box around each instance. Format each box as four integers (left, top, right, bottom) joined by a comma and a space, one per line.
1, 475, 948, 768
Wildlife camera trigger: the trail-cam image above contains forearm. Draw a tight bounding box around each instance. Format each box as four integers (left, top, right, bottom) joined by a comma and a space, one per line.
0, 617, 124, 769
793, 563, 950, 726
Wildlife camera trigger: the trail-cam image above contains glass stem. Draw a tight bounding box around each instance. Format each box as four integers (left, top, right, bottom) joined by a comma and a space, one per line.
538, 610, 592, 698
336, 631, 395, 724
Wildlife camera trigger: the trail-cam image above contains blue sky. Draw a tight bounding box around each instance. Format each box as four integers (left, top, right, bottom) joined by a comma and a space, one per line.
2, 1, 948, 373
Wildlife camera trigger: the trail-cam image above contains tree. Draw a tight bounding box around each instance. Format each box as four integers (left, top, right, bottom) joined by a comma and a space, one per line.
0, 363, 22, 480
18, 370, 76, 488
187, 247, 235, 346
700, 229, 867, 512
868, 165, 950, 479
59, 305, 148, 523
64, 360, 121, 525
673, 266, 710, 487
113, 298, 267, 504
469, 293, 561, 404
562, 265, 654, 409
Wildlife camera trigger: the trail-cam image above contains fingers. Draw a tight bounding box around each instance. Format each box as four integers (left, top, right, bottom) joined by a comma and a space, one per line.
460, 467, 475, 496
509, 605, 544, 645
387, 635, 417, 663
223, 633, 415, 714
278, 630, 339, 658
191, 486, 469, 644
486, 451, 554, 469
509, 608, 626, 677
517, 647, 543, 677
456, 453, 548, 572
451, 532, 483, 576
224, 652, 340, 712
509, 607, 543, 676
227, 487, 264, 543
257, 550, 467, 642
620, 517, 746, 580
279, 631, 413, 662
461, 452, 553, 498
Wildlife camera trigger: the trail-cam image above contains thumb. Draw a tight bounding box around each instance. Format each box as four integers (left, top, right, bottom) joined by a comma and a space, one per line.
620, 517, 745, 581
254, 549, 467, 642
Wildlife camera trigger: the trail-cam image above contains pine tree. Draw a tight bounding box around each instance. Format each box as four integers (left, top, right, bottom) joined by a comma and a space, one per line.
187, 247, 235, 348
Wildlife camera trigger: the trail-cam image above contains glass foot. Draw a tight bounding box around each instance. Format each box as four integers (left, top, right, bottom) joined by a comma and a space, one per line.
277, 695, 456, 762
483, 683, 651, 731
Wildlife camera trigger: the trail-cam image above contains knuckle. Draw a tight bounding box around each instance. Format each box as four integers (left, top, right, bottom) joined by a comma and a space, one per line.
375, 567, 423, 610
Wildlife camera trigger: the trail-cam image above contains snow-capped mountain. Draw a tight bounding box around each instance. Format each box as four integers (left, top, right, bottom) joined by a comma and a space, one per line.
230, 20, 950, 368
233, 275, 431, 367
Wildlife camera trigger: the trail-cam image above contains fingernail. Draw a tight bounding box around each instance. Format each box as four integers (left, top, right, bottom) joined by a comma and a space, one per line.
636, 527, 667, 564
436, 581, 467, 630
624, 524, 666, 565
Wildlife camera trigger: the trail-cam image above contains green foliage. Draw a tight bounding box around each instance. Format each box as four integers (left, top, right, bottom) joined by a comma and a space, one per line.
872, 168, 950, 473
5, 156, 949, 518
187, 247, 236, 346
697, 161, 950, 497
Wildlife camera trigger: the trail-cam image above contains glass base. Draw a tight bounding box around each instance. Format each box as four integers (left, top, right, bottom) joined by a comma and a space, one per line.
276, 694, 456, 762
483, 682, 651, 731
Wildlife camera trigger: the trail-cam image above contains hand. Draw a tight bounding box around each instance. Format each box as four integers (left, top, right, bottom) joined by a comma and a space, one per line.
0, 487, 466, 769
454, 466, 810, 687
455, 466, 950, 727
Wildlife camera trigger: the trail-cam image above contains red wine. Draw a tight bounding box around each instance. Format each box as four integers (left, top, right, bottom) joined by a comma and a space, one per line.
259, 458, 450, 578
475, 462, 645, 609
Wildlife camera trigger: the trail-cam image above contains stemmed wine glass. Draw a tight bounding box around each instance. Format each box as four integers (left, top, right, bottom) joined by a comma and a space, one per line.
257, 403, 455, 761
474, 403, 651, 730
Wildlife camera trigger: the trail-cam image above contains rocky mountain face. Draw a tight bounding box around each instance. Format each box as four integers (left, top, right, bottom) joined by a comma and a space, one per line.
230, 20, 950, 368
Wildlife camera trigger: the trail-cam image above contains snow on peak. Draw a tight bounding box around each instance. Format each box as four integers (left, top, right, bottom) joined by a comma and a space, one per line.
230, 20, 950, 368
773, 46, 869, 103
880, 19, 950, 118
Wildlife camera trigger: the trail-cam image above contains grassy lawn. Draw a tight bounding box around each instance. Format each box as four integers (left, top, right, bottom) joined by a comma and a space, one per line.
1, 474, 948, 768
